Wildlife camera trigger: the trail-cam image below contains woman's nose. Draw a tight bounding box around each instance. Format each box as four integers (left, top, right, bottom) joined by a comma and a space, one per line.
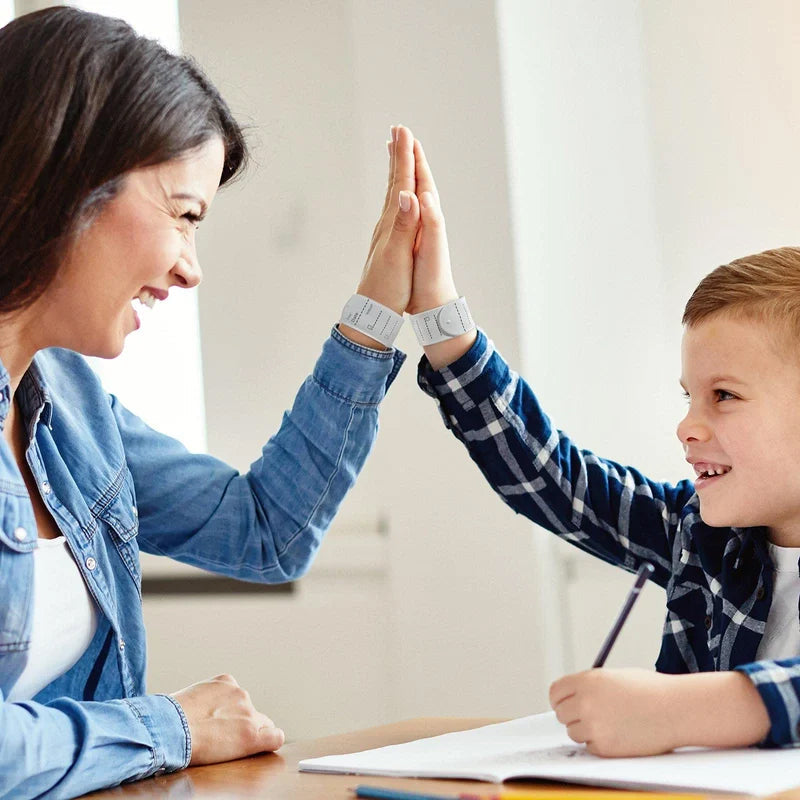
170, 247, 203, 289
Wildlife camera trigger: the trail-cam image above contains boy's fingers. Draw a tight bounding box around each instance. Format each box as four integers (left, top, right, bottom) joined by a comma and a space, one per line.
418, 191, 444, 233
415, 192, 450, 276
414, 139, 440, 205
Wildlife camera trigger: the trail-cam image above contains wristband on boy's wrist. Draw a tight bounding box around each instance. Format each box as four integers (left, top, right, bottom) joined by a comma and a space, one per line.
340, 294, 404, 348
409, 296, 476, 346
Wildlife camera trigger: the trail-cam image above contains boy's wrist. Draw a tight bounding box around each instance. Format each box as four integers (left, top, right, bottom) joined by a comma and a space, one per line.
423, 330, 478, 371
674, 671, 770, 748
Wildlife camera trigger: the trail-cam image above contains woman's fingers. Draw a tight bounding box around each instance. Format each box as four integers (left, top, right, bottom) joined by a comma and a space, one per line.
383, 126, 397, 212
392, 126, 416, 203
254, 714, 285, 753
350, 124, 420, 319
369, 125, 414, 260
385, 190, 420, 256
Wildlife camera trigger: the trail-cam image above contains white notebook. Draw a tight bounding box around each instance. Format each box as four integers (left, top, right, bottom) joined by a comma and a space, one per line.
299, 711, 800, 796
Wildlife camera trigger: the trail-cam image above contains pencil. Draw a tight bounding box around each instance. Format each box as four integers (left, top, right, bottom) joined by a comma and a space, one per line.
592, 561, 655, 668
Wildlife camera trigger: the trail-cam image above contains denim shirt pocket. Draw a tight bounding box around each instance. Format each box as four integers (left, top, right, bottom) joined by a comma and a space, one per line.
0, 495, 36, 695
97, 469, 140, 593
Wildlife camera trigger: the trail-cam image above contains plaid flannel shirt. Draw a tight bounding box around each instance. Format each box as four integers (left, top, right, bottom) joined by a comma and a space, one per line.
418, 330, 800, 748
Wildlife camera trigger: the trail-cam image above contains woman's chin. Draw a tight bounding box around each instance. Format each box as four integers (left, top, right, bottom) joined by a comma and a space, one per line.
77, 330, 128, 360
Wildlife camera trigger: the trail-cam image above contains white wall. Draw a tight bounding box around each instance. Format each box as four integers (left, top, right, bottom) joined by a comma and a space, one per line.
640, 1, 800, 311
495, 0, 676, 672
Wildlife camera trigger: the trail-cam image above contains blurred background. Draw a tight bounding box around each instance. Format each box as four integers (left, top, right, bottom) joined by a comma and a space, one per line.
6, 0, 800, 740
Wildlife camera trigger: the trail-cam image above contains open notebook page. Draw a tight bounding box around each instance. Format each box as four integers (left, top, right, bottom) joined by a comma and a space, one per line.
299, 711, 800, 796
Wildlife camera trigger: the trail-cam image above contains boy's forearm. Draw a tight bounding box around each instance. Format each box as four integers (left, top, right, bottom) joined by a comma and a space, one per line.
672, 671, 770, 748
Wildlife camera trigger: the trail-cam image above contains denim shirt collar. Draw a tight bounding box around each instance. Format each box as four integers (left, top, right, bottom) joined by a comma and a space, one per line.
0, 359, 8, 432
0, 353, 54, 433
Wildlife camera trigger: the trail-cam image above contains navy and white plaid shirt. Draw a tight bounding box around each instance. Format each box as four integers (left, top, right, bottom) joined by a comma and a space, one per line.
418, 330, 800, 748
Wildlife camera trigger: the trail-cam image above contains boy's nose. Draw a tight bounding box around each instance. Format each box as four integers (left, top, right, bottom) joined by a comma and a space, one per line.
676, 410, 712, 445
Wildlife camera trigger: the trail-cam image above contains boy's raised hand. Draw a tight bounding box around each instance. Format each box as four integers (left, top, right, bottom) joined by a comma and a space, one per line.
407, 139, 458, 315
549, 667, 771, 757
410, 138, 477, 369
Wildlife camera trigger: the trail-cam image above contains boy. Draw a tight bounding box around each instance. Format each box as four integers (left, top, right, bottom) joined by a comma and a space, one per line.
399, 135, 799, 756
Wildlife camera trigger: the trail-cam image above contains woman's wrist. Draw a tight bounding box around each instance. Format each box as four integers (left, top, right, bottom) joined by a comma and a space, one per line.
337, 323, 390, 351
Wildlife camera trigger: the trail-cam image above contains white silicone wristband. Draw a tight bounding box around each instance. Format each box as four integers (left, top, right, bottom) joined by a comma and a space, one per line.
340, 294, 404, 348
409, 297, 475, 346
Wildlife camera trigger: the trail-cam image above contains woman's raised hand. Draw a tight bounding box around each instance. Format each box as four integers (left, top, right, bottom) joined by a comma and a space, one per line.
340, 125, 420, 349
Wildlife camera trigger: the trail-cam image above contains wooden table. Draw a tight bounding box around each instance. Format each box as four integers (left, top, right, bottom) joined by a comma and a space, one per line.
81, 717, 786, 799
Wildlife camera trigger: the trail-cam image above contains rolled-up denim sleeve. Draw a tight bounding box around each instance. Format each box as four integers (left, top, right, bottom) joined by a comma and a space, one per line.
115, 327, 404, 582
0, 692, 189, 799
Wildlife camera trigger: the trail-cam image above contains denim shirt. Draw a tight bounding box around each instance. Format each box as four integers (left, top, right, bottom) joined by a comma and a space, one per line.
0, 327, 404, 799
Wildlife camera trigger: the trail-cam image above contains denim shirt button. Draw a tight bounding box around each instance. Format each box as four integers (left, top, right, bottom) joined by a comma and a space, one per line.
86, 556, 97, 571
13, 527, 27, 541
131, 506, 138, 517
41, 481, 51, 495
119, 639, 125, 651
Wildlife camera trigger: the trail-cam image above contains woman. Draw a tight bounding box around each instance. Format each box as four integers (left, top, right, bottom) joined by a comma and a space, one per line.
0, 7, 421, 797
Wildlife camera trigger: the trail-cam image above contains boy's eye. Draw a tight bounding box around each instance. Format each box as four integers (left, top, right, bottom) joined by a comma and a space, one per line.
681, 389, 736, 403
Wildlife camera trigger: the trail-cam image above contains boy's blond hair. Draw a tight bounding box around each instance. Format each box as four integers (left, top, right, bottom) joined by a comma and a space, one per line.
683, 247, 800, 352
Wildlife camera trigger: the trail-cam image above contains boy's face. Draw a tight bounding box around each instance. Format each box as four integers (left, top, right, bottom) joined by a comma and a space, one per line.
678, 314, 800, 545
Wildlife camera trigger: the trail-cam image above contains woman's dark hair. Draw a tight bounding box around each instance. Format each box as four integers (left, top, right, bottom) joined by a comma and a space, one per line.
0, 6, 248, 312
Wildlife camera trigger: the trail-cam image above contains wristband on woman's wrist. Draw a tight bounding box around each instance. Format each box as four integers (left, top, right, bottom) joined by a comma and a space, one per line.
409, 296, 475, 346
340, 294, 404, 348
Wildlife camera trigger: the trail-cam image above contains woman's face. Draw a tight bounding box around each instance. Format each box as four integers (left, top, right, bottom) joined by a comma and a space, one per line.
39, 137, 225, 359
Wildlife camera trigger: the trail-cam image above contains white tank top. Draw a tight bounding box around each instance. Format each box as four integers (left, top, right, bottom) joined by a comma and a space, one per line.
755, 541, 800, 662
7, 536, 98, 702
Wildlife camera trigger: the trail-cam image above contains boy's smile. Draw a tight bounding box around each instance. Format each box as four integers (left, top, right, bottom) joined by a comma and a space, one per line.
678, 314, 800, 545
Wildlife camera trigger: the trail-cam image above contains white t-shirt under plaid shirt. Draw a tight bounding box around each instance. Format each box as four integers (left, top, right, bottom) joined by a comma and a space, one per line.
757, 543, 800, 662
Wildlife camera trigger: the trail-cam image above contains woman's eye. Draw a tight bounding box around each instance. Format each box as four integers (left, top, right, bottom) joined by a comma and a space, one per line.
182, 212, 201, 227
715, 389, 735, 402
